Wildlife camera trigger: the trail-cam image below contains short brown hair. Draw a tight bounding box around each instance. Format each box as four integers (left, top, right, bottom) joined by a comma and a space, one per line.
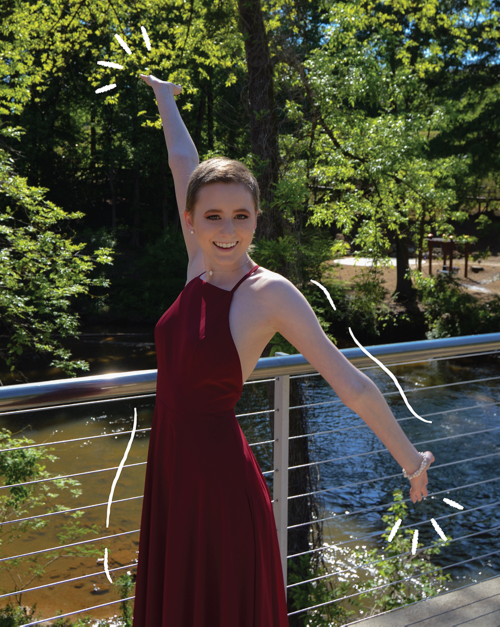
185, 157, 261, 219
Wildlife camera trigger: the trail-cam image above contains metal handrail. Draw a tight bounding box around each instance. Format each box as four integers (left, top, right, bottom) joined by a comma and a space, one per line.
0, 333, 498, 625
1, 332, 499, 413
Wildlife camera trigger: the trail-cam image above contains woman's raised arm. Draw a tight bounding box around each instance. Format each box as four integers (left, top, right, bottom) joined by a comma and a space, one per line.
140, 75, 200, 262
268, 276, 434, 504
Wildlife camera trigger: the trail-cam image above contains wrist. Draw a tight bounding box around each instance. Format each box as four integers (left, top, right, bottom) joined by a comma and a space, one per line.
154, 83, 176, 99
402, 451, 427, 480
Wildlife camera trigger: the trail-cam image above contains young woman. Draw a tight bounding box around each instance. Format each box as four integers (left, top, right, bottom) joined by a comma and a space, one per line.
133, 75, 435, 627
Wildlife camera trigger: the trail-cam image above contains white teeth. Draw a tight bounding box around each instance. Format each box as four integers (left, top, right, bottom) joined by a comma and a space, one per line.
214, 242, 237, 248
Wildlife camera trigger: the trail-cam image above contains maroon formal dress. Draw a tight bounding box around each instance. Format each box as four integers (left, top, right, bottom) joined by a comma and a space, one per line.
133, 264, 289, 626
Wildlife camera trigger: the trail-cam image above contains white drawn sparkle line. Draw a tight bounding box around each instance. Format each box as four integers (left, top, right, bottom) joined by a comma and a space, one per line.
387, 518, 401, 542
115, 33, 132, 56
412, 529, 419, 555
97, 60, 124, 69
443, 497, 464, 510
310, 280, 337, 311
309, 279, 432, 424
141, 26, 151, 51
431, 517, 448, 541
348, 327, 432, 424
103, 408, 138, 584
96, 28, 152, 95
95, 84, 117, 94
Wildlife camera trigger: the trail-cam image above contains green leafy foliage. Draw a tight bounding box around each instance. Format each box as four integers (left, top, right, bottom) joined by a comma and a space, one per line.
0, 150, 113, 377
288, 554, 359, 626
412, 270, 500, 338
351, 489, 452, 614
0, 427, 104, 615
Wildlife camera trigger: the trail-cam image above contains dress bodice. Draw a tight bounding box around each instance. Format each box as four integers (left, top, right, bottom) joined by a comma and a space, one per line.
154, 265, 260, 415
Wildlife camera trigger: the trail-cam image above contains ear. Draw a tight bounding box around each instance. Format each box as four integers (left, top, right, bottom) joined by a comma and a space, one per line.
184, 210, 194, 231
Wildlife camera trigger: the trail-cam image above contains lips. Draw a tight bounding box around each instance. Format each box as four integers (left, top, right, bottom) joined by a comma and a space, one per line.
214, 242, 238, 250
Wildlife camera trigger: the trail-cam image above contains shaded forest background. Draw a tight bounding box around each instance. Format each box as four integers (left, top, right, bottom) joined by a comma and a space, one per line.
1, 0, 500, 378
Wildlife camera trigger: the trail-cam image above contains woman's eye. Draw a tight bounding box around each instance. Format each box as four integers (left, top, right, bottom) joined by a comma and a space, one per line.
206, 214, 248, 220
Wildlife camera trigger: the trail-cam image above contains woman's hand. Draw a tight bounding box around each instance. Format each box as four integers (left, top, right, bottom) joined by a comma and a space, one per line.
139, 74, 182, 96
409, 451, 435, 504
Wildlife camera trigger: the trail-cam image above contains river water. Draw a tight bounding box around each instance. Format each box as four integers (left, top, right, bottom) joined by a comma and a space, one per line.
0, 344, 498, 624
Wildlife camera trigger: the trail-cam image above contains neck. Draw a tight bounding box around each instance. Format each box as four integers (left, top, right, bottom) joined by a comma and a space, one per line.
203, 255, 254, 282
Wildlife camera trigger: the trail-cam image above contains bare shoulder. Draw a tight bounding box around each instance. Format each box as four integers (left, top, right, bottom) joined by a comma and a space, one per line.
255, 268, 331, 359
249, 267, 317, 333
257, 268, 365, 405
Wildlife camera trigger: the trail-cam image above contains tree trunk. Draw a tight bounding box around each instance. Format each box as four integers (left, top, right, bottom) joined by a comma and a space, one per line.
393, 233, 416, 302
131, 167, 141, 247
193, 92, 206, 151
418, 213, 425, 272
237, 0, 281, 241
109, 166, 117, 232
207, 73, 214, 151
90, 106, 96, 183
160, 154, 169, 230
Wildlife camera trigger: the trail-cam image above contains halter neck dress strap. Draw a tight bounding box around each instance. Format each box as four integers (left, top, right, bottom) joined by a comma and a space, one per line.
231, 264, 260, 293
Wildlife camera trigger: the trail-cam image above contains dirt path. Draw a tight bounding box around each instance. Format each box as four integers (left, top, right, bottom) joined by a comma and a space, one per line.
323, 255, 500, 301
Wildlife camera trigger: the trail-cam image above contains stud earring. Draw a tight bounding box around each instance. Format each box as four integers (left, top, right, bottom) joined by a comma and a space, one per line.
190, 230, 194, 234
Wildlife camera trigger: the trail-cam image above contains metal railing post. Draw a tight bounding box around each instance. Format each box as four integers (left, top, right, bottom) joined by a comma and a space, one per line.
273, 374, 290, 594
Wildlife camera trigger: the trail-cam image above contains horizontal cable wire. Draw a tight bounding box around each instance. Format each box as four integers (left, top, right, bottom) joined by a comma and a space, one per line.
344, 572, 500, 626
288, 425, 500, 471
0, 461, 146, 491
287, 451, 500, 501
0, 494, 142, 528
287, 375, 500, 413
287, 503, 500, 589
0, 428, 151, 454
288, 498, 500, 555
350, 349, 500, 372
0, 561, 137, 601
288, 475, 500, 558
288, 350, 500, 380
288, 400, 500, 441
248, 438, 275, 447
235, 407, 275, 418
0, 425, 273, 455
0, 394, 156, 417
0, 529, 138, 564
22, 595, 136, 627
287, 547, 500, 617
288, 495, 500, 533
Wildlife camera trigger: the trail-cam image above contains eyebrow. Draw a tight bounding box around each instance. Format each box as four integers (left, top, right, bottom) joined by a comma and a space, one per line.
203, 208, 252, 214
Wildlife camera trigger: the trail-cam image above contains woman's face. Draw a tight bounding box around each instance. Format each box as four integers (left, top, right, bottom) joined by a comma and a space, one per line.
186, 182, 257, 268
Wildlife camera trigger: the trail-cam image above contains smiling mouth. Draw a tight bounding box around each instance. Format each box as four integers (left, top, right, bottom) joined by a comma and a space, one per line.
214, 242, 238, 250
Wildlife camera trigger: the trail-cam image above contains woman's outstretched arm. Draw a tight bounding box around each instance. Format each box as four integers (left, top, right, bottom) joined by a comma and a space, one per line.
140, 75, 200, 262
268, 276, 434, 504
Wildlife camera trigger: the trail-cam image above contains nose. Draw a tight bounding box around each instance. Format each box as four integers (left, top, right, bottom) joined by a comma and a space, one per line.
219, 218, 236, 236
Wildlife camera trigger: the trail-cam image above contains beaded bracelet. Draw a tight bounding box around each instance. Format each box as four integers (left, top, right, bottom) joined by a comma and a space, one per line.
402, 452, 428, 480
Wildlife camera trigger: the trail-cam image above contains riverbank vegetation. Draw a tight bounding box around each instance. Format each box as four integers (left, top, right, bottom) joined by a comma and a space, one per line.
1, 0, 499, 380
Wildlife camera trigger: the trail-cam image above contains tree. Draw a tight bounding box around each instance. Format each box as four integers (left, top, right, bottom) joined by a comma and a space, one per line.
272, 0, 495, 302
237, 0, 281, 240
0, 140, 113, 378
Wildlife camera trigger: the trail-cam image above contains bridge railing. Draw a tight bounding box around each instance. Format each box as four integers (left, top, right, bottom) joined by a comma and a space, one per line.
0, 332, 499, 625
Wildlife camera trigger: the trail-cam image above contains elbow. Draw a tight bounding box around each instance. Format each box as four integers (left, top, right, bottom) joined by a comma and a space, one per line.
340, 372, 372, 411
168, 153, 199, 174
